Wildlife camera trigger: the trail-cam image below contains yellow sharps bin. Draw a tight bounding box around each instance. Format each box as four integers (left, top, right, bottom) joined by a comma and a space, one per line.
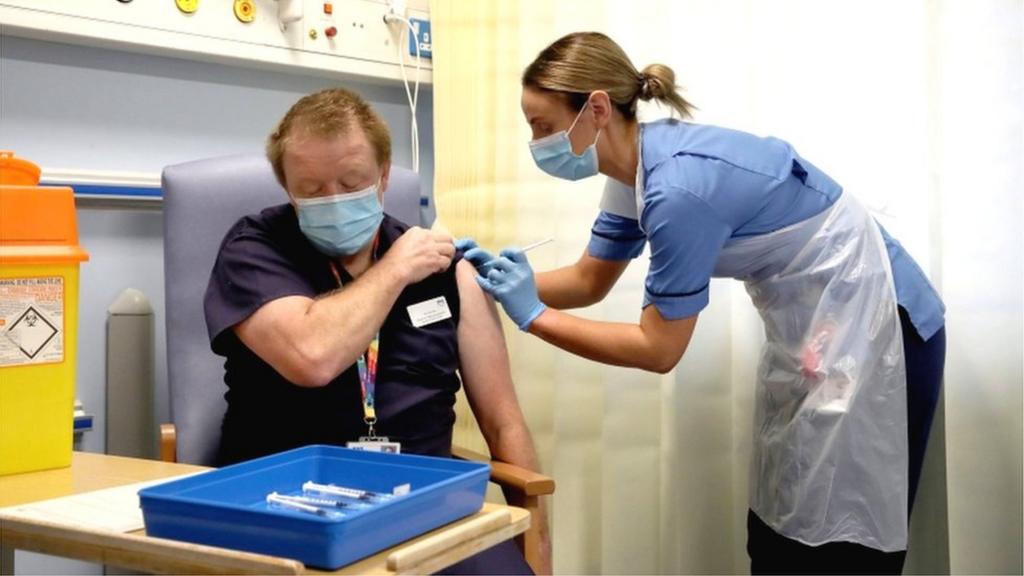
0, 151, 89, 475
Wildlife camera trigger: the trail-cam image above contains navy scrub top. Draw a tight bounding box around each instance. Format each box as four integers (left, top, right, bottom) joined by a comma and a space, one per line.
204, 206, 464, 465
589, 119, 946, 340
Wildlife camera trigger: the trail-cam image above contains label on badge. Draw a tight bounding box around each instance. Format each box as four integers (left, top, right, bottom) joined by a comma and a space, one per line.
406, 296, 452, 328
347, 437, 402, 454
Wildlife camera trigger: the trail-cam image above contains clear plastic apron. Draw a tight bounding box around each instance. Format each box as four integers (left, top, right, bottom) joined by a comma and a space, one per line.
713, 192, 909, 551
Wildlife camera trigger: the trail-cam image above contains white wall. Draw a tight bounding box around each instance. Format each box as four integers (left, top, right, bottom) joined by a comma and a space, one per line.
0, 33, 430, 574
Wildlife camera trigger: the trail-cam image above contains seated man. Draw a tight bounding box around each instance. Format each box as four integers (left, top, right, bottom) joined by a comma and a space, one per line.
203, 88, 549, 575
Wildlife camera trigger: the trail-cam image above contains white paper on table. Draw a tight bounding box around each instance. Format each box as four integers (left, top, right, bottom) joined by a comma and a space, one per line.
0, 472, 203, 533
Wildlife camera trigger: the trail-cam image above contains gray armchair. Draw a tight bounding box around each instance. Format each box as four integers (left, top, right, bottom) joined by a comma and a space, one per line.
159, 155, 553, 571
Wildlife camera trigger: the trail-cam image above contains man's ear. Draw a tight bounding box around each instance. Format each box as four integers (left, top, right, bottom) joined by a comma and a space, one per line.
588, 90, 613, 130
378, 161, 392, 195
282, 182, 298, 209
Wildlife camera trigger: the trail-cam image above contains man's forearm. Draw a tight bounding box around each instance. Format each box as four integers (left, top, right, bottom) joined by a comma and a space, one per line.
299, 259, 408, 380
487, 422, 542, 474
488, 422, 548, 516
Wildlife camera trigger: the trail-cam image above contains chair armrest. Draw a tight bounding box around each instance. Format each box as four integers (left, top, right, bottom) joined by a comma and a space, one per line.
452, 445, 553, 574
160, 423, 177, 463
451, 446, 554, 496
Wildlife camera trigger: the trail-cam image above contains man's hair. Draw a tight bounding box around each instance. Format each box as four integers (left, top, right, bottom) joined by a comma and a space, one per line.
266, 87, 392, 186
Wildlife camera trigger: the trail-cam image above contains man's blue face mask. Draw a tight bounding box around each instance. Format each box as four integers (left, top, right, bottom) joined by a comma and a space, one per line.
529, 100, 601, 181
294, 183, 384, 258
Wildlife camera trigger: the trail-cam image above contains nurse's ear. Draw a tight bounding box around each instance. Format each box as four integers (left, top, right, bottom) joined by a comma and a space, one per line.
588, 90, 613, 130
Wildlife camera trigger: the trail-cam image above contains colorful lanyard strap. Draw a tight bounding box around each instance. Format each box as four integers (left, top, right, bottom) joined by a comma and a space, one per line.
357, 333, 380, 436
328, 236, 381, 438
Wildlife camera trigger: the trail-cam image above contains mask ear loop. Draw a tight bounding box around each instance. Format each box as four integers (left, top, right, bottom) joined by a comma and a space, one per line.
566, 100, 590, 135
567, 98, 603, 154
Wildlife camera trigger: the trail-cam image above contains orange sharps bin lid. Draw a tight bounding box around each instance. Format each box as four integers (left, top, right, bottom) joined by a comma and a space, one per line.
0, 151, 89, 264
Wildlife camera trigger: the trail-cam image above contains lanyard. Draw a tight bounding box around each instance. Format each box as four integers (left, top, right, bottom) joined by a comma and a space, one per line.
328, 234, 381, 438
356, 333, 380, 437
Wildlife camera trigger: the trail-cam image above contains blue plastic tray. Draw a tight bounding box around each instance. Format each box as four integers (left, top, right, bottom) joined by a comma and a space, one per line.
139, 445, 490, 569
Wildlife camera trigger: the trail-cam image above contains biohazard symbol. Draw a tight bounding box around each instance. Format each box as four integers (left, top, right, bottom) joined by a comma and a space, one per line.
5, 306, 58, 359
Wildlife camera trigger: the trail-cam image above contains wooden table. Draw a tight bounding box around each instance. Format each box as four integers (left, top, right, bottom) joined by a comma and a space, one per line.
0, 452, 529, 575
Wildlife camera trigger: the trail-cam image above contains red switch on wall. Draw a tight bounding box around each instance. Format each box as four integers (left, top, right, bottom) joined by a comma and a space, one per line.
325, 26, 338, 38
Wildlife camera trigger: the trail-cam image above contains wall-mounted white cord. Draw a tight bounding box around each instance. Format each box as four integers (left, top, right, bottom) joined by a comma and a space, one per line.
384, 7, 422, 173
275, 0, 303, 31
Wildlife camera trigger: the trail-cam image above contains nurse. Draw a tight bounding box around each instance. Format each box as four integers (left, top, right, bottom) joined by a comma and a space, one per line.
460, 32, 946, 574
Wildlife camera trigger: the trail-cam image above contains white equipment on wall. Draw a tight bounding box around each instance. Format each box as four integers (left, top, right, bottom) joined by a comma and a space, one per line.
0, 0, 431, 85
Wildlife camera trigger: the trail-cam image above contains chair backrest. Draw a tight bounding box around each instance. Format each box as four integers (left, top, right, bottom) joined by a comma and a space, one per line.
162, 154, 421, 465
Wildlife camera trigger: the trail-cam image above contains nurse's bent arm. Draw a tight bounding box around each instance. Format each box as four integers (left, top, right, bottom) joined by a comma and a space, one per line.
536, 252, 630, 309
533, 244, 695, 373
528, 303, 698, 374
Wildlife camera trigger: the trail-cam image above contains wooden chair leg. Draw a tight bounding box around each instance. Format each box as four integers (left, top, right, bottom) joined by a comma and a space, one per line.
159, 424, 177, 463
450, 446, 552, 573
505, 492, 541, 572
521, 495, 542, 572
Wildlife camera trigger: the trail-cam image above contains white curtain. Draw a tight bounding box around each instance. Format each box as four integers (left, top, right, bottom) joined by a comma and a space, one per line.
433, 1, 1023, 573
929, 2, 1022, 573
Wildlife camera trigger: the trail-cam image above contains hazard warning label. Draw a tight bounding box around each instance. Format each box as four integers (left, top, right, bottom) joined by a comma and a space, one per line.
0, 277, 64, 367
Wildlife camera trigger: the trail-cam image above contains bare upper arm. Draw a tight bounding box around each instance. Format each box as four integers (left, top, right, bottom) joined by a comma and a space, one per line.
454, 259, 527, 437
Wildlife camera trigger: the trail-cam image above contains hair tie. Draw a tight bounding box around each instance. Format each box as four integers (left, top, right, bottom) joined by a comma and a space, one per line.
639, 74, 653, 99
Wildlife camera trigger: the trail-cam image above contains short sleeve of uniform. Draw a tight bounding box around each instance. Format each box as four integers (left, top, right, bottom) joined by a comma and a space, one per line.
587, 211, 647, 261
642, 186, 732, 320
204, 216, 318, 354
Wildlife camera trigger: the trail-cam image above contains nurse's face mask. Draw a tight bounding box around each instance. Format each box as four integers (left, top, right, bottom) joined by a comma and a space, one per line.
293, 182, 384, 258
529, 98, 601, 181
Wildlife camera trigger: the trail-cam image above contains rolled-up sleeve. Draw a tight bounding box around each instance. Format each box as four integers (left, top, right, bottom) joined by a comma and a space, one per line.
641, 186, 732, 320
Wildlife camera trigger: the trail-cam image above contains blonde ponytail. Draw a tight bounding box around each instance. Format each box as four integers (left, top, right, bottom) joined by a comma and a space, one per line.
639, 64, 695, 119
523, 32, 695, 120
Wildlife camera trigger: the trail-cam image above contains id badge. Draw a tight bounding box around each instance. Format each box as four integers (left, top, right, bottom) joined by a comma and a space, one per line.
347, 436, 402, 454
407, 296, 452, 328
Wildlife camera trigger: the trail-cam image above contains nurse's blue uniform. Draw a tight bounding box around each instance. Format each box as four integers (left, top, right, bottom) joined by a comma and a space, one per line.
592, 119, 945, 573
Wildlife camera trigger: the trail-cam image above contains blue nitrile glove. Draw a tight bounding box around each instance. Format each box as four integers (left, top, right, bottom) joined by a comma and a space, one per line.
475, 248, 547, 331
465, 248, 499, 275
458, 238, 500, 276
454, 237, 479, 254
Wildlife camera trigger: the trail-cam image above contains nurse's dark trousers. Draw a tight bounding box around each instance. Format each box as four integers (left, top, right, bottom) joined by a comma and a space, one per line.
747, 306, 947, 575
